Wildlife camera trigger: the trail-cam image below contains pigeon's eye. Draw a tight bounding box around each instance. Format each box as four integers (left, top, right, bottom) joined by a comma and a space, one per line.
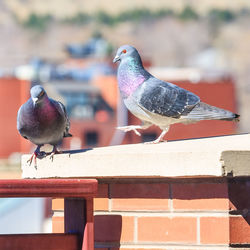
122, 49, 127, 54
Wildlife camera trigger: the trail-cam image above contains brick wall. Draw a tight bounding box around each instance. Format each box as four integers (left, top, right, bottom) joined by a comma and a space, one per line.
52, 178, 250, 249
228, 179, 250, 246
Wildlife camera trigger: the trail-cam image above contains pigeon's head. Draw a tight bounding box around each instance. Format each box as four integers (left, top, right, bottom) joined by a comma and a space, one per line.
113, 45, 141, 64
30, 85, 47, 105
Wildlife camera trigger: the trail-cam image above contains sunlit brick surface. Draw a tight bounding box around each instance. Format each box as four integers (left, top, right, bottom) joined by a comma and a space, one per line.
52, 178, 250, 249
172, 183, 229, 210
200, 217, 229, 244
111, 183, 169, 211
138, 217, 197, 243
52, 216, 64, 233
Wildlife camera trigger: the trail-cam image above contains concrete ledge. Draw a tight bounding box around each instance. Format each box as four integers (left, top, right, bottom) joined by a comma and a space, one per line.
22, 134, 250, 179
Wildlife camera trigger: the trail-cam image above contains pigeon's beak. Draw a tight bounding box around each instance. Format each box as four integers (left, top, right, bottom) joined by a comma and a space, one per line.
32, 97, 38, 105
113, 55, 120, 63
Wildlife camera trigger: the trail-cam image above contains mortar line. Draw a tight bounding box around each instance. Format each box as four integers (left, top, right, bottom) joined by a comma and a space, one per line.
108, 183, 112, 212
95, 242, 229, 249
53, 211, 64, 217
169, 183, 173, 212
134, 216, 138, 243
94, 211, 229, 217
197, 216, 200, 244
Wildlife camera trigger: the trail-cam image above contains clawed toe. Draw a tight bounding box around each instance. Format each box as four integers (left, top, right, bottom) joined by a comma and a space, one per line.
116, 126, 141, 136
27, 151, 47, 169
49, 153, 55, 161
27, 153, 37, 169
49, 147, 62, 161
27, 153, 36, 165
116, 126, 128, 131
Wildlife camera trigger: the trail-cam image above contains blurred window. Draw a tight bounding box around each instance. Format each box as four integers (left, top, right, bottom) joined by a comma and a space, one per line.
85, 131, 98, 146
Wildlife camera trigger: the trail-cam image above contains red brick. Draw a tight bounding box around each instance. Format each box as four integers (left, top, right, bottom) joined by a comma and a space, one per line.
52, 216, 64, 233
94, 198, 109, 211
138, 217, 196, 243
111, 183, 169, 211
52, 198, 64, 211
229, 180, 250, 211
95, 215, 134, 243
172, 183, 229, 210
94, 184, 109, 211
97, 184, 109, 198
111, 183, 169, 198
230, 216, 250, 244
200, 217, 229, 244
112, 198, 169, 211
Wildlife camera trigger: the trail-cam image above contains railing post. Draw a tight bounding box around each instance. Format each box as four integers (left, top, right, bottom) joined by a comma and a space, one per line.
64, 198, 94, 250
82, 198, 94, 250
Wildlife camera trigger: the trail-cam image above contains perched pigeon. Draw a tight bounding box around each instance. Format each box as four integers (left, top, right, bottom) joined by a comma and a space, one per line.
113, 45, 240, 143
17, 85, 72, 165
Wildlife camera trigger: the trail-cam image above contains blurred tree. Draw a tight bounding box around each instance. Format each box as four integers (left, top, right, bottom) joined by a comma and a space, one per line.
179, 6, 199, 21
23, 13, 52, 31
63, 12, 91, 25
208, 9, 236, 23
95, 11, 115, 26
154, 9, 174, 18
117, 8, 151, 22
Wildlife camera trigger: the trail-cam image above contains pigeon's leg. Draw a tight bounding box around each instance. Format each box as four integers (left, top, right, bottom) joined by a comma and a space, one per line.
145, 127, 169, 144
117, 121, 151, 136
49, 145, 62, 161
27, 152, 37, 166
27, 145, 44, 167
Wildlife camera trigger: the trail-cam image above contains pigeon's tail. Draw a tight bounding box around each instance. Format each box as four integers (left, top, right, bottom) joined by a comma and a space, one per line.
186, 102, 240, 122
220, 113, 240, 122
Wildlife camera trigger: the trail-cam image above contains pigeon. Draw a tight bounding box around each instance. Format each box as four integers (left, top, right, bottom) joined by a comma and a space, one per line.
17, 85, 72, 165
113, 45, 240, 143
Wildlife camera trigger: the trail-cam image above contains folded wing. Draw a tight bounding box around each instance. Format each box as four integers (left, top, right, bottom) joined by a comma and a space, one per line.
137, 78, 200, 118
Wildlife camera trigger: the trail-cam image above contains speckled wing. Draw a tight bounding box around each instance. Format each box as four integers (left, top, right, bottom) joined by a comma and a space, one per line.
53, 100, 72, 137
137, 77, 200, 118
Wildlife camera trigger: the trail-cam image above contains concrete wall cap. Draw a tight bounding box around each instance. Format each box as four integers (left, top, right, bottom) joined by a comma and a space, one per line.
21, 134, 250, 179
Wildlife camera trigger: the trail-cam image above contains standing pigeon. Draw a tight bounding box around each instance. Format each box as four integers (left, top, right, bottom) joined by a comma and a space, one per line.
17, 85, 72, 165
113, 45, 240, 143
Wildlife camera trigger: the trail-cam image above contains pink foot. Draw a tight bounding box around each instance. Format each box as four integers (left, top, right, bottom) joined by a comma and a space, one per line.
49, 147, 62, 161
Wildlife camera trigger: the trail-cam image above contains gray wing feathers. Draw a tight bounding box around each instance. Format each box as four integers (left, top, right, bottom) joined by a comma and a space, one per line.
138, 78, 200, 118
183, 102, 239, 121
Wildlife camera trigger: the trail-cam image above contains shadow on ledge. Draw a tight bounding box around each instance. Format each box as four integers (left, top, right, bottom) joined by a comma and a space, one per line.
62, 148, 93, 155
